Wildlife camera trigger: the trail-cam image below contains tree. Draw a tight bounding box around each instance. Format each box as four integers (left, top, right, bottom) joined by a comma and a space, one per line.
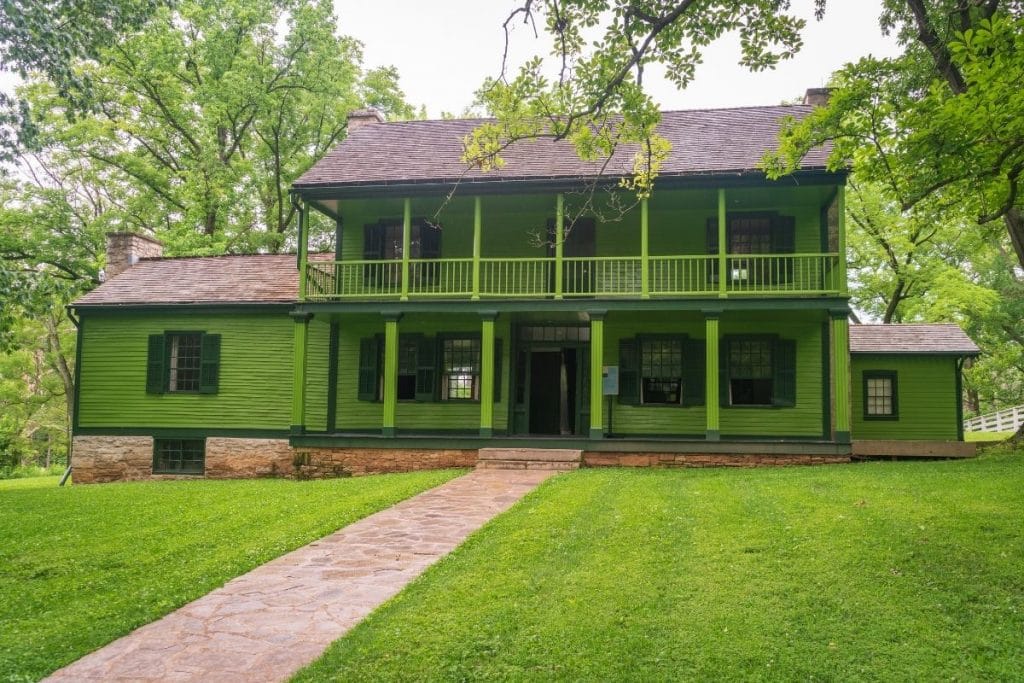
766, 2, 1024, 268
464, 1, 820, 195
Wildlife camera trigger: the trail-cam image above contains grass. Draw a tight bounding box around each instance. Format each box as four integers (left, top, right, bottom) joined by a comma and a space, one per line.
965, 430, 1016, 442
0, 469, 463, 681
297, 450, 1024, 682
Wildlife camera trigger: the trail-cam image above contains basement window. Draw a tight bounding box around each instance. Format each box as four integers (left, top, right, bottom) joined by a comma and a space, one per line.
153, 438, 205, 475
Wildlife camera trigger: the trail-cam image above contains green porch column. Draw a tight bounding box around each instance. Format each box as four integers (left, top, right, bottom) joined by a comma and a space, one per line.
400, 198, 411, 301
837, 184, 848, 295
554, 193, 564, 299
382, 314, 401, 437
640, 198, 650, 299
472, 196, 482, 300
705, 312, 720, 440
290, 312, 313, 435
717, 188, 727, 299
298, 201, 309, 300
589, 312, 605, 439
479, 312, 496, 437
831, 311, 851, 444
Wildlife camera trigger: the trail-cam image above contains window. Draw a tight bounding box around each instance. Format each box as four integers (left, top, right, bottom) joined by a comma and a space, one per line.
721, 336, 796, 408
729, 215, 773, 254
441, 337, 480, 401
153, 438, 205, 474
705, 213, 797, 285
168, 333, 202, 392
357, 334, 501, 403
728, 339, 774, 405
864, 371, 898, 419
363, 219, 442, 285
641, 339, 683, 405
146, 332, 220, 395
618, 336, 704, 407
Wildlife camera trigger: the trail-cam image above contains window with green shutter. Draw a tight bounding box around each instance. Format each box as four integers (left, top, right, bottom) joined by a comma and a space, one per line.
146, 331, 219, 395
619, 335, 704, 406
722, 335, 797, 407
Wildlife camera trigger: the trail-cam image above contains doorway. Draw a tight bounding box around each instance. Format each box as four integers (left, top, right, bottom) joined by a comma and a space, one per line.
512, 325, 590, 436
527, 349, 579, 435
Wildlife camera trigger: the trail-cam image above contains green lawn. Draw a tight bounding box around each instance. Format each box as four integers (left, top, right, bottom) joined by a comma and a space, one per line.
297, 450, 1024, 682
0, 470, 463, 681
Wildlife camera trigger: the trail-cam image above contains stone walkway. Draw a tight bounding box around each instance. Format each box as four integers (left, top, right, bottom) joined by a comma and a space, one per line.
45, 469, 556, 682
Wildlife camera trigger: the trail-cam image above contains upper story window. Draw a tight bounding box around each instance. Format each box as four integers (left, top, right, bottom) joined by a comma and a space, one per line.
363, 219, 441, 260
706, 212, 796, 255
146, 332, 220, 395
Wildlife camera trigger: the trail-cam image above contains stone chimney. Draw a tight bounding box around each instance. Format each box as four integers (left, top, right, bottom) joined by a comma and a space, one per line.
346, 107, 385, 133
104, 232, 163, 280
803, 88, 832, 107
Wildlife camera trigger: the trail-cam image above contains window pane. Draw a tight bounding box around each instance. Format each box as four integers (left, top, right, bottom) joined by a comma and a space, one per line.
442, 338, 480, 400
640, 339, 683, 405
729, 217, 772, 254
729, 340, 772, 380
154, 438, 205, 474
866, 377, 893, 416
168, 334, 202, 392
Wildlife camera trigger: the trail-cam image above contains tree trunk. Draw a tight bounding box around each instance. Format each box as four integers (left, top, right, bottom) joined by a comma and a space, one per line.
1003, 207, 1024, 270
44, 313, 76, 465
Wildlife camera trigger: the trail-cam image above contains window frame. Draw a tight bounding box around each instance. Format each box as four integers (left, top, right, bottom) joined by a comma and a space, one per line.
152, 437, 205, 475
638, 335, 686, 407
439, 333, 482, 403
863, 370, 899, 421
723, 334, 776, 408
165, 331, 203, 393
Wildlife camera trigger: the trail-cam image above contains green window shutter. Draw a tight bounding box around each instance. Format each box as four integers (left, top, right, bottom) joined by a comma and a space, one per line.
415, 336, 437, 402
358, 336, 380, 401
681, 338, 706, 406
705, 217, 720, 254
198, 333, 221, 394
493, 338, 503, 402
773, 338, 797, 407
146, 334, 166, 394
719, 337, 730, 407
618, 338, 639, 404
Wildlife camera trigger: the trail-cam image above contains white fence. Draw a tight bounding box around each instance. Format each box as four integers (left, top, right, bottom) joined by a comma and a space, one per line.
963, 405, 1024, 433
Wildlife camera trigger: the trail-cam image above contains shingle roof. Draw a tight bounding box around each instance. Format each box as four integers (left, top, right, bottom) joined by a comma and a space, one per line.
849, 324, 980, 355
293, 105, 832, 189
73, 254, 325, 306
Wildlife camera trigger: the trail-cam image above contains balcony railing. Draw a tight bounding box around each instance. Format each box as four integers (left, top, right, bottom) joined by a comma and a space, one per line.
304, 253, 842, 301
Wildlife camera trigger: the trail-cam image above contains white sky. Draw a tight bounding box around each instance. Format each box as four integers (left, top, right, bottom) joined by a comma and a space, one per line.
335, 0, 902, 116
0, 2, 901, 114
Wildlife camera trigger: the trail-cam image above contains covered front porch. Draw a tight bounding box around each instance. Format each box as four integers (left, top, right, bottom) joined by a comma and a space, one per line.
287, 305, 853, 446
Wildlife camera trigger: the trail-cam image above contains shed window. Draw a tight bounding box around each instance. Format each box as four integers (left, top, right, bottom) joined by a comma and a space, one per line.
442, 337, 480, 400
153, 438, 205, 475
864, 371, 898, 419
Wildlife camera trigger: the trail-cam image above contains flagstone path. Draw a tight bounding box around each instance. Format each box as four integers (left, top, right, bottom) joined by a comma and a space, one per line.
45, 469, 557, 682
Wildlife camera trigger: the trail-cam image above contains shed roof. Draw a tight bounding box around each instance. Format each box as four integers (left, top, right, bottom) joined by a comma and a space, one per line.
73, 253, 327, 307
293, 104, 832, 189
849, 324, 980, 356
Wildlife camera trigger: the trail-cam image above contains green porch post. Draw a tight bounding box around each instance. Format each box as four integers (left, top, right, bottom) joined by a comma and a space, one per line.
400, 198, 411, 301
831, 311, 851, 444
554, 193, 564, 299
472, 196, 482, 300
290, 312, 313, 434
640, 198, 650, 299
589, 312, 605, 439
717, 188, 727, 299
298, 201, 309, 300
836, 184, 848, 295
382, 314, 401, 437
479, 312, 496, 437
705, 311, 720, 440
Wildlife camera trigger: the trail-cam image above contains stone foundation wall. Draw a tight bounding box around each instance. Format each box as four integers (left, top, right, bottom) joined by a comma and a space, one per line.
205, 438, 293, 478
583, 452, 852, 468
72, 435, 155, 483
292, 448, 478, 478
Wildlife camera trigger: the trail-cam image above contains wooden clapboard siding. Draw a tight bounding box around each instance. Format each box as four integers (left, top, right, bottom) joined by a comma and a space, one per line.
602, 311, 824, 437
304, 319, 331, 432
334, 313, 509, 432
851, 355, 959, 440
78, 312, 296, 430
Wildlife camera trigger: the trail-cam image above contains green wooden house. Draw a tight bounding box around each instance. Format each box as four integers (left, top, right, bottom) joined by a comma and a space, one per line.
69, 95, 980, 482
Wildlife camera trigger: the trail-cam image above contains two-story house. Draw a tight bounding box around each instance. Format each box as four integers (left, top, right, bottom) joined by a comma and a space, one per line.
69, 92, 979, 482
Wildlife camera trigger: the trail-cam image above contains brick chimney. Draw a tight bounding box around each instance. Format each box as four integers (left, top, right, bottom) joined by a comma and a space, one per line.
104, 232, 163, 280
803, 88, 832, 107
346, 107, 385, 133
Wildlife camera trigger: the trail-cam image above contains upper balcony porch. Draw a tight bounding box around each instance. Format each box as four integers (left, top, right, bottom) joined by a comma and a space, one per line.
299, 184, 846, 303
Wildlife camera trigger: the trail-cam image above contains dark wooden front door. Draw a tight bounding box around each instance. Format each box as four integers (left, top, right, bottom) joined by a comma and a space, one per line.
528, 351, 562, 435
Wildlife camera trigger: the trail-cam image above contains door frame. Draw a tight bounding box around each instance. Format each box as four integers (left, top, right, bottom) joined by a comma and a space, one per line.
509, 323, 591, 436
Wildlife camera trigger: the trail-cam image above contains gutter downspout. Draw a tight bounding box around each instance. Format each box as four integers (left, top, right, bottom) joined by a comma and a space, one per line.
60, 307, 81, 487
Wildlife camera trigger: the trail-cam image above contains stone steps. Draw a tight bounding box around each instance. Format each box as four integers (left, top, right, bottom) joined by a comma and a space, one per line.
476, 448, 583, 471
